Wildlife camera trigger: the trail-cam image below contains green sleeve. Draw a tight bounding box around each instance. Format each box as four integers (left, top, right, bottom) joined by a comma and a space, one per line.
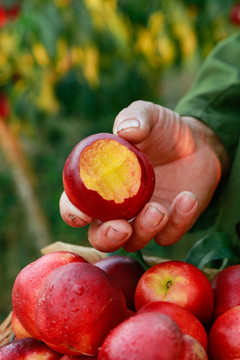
175, 31, 240, 161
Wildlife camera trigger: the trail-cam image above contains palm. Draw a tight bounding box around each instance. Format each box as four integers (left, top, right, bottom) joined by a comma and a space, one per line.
135, 111, 221, 220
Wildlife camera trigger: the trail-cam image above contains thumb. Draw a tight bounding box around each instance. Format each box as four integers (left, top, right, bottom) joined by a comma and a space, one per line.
113, 100, 153, 145
113, 100, 185, 164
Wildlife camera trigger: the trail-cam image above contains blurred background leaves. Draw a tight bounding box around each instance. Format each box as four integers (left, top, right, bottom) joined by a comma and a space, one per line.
0, 0, 239, 321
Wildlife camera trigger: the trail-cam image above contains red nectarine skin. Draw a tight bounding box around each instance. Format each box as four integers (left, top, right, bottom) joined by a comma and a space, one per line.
0, 338, 62, 360
134, 260, 214, 326
137, 301, 208, 351
211, 264, 240, 320
208, 305, 240, 360
12, 251, 87, 339
180, 335, 208, 360
98, 312, 184, 360
60, 356, 97, 360
11, 310, 32, 339
63, 133, 155, 221
94, 255, 145, 310
35, 262, 127, 356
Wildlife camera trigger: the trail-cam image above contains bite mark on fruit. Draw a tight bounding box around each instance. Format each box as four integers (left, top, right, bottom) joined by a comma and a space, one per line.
79, 139, 141, 203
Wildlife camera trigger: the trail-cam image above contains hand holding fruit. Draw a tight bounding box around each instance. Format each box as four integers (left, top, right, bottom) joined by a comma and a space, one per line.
60, 100, 226, 252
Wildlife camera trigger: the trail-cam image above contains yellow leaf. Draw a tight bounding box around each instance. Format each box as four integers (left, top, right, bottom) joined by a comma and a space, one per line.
0, 53, 12, 85
33, 43, 50, 67
0, 31, 17, 56
71, 46, 84, 66
83, 45, 99, 87
135, 28, 155, 58
173, 23, 196, 58
156, 36, 176, 65
54, 0, 72, 7
37, 73, 59, 113
149, 11, 164, 36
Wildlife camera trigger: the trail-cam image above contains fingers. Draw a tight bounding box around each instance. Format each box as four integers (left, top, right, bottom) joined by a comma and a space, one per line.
155, 191, 198, 246
88, 219, 133, 253
122, 191, 198, 252
123, 203, 169, 252
59, 191, 93, 228
60, 190, 198, 252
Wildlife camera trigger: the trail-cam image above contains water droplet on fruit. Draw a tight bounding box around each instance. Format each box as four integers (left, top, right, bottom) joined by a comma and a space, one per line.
72, 307, 79, 313
51, 320, 57, 325
72, 284, 84, 296
39, 297, 46, 305
69, 297, 75, 303
50, 298, 55, 306
49, 284, 54, 292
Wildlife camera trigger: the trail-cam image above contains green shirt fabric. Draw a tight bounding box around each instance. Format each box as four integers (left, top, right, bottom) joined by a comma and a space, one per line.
175, 31, 240, 161
174, 31, 240, 256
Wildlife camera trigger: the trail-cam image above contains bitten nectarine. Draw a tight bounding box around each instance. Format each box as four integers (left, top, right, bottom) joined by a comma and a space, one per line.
63, 133, 155, 221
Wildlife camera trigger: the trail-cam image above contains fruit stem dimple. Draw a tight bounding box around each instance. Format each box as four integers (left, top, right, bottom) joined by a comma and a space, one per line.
166, 280, 172, 289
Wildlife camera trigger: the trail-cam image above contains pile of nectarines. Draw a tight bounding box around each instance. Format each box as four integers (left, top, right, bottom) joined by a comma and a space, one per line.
2, 249, 240, 359
2, 133, 240, 359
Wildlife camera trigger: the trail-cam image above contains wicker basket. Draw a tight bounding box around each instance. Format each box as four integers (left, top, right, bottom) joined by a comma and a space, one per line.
0, 312, 14, 347
0, 242, 219, 347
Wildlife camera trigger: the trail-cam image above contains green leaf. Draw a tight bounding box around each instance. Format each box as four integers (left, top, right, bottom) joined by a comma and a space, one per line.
184, 231, 236, 270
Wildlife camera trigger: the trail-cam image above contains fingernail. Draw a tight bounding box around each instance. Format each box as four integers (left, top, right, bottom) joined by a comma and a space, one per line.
68, 214, 88, 227
107, 226, 128, 242
177, 192, 197, 214
142, 205, 166, 228
115, 119, 140, 134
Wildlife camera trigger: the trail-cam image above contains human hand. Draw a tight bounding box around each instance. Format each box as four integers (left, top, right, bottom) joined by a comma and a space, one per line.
60, 100, 227, 252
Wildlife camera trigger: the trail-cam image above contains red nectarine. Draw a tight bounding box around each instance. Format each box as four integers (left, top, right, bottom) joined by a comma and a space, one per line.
211, 264, 240, 320
63, 133, 155, 221
98, 312, 184, 360
94, 255, 145, 310
134, 260, 214, 325
34, 262, 128, 356
180, 335, 208, 360
0, 338, 62, 360
11, 310, 32, 339
208, 305, 240, 360
12, 251, 87, 339
137, 301, 208, 351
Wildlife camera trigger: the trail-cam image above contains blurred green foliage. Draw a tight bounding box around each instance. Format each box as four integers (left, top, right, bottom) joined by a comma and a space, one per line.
0, 0, 239, 321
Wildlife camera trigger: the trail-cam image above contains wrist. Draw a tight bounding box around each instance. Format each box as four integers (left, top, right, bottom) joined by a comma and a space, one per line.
182, 116, 229, 176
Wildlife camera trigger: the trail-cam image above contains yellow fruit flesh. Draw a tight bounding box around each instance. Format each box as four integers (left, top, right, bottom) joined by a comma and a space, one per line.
79, 139, 141, 203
